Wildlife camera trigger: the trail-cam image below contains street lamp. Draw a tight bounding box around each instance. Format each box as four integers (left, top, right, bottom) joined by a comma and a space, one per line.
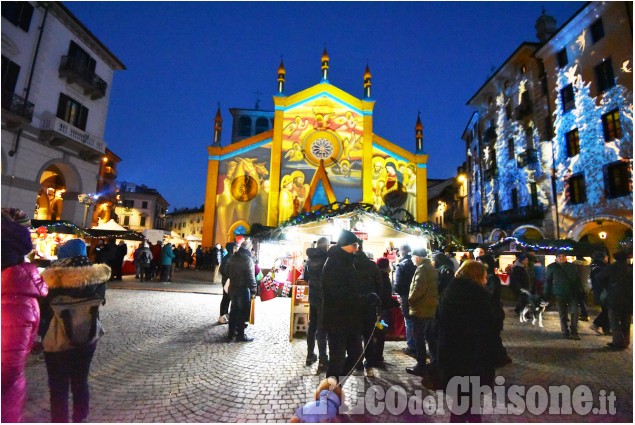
78, 193, 97, 228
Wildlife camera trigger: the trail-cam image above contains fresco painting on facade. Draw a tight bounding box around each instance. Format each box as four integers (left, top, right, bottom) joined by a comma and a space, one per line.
370, 152, 418, 219
215, 149, 271, 242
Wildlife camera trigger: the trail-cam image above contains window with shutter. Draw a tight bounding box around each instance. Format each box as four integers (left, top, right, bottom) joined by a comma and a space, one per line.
1, 2, 34, 32
56, 93, 89, 131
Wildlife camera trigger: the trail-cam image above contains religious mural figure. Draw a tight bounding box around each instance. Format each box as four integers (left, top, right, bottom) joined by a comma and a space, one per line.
404, 164, 417, 218
278, 175, 295, 223
216, 160, 238, 239
290, 170, 310, 211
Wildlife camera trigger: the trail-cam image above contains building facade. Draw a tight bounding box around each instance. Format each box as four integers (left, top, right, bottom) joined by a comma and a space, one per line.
166, 206, 204, 240
114, 181, 169, 232
1, 1, 125, 226
535, 1, 632, 253
202, 52, 430, 246
463, 2, 632, 255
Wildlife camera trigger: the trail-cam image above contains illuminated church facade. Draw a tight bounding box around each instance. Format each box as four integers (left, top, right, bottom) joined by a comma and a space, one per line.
202, 51, 429, 246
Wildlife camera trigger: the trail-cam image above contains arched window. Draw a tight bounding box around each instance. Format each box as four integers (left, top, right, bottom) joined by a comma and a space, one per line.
255, 117, 269, 134
238, 116, 251, 137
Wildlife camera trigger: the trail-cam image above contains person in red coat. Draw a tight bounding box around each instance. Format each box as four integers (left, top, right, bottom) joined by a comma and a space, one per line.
1, 210, 48, 423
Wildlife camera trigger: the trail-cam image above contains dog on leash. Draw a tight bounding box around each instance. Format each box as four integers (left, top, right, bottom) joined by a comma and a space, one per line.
290, 377, 344, 423
519, 289, 549, 327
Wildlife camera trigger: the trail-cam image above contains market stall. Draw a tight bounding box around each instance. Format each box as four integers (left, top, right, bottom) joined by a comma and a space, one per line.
250, 202, 456, 341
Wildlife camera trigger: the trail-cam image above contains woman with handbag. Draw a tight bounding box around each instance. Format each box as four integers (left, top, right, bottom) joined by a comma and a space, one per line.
39, 239, 110, 423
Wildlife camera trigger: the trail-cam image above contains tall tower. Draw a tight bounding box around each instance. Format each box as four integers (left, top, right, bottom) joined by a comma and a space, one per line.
321, 48, 330, 82
212, 104, 222, 146
363, 64, 372, 99
277, 58, 286, 94
415, 112, 424, 153
535, 7, 557, 42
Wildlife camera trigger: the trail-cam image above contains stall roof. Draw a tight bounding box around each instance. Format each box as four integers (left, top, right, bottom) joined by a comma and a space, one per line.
250, 202, 458, 249
488, 236, 604, 256
30, 219, 143, 240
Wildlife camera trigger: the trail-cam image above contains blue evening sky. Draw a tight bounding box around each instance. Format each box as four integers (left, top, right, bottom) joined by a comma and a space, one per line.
64, 1, 585, 210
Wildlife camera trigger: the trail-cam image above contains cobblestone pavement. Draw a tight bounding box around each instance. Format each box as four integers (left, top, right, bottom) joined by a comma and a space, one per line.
23, 272, 632, 423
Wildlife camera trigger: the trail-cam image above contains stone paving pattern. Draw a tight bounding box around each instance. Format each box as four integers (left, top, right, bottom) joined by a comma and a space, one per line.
22, 270, 632, 422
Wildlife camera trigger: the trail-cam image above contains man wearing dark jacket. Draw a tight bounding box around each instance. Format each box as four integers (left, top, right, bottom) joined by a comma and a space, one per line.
393, 244, 417, 355
226, 239, 257, 342
322, 230, 363, 380
353, 243, 383, 376
304, 237, 330, 372
544, 250, 584, 340
217, 242, 237, 324
589, 251, 609, 335
509, 253, 530, 314
597, 251, 633, 350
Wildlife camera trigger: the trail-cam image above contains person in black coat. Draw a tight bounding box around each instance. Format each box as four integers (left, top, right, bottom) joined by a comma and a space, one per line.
217, 242, 237, 324
321, 230, 363, 381
589, 251, 609, 335
353, 243, 383, 374
437, 260, 498, 422
393, 244, 417, 355
225, 239, 257, 342
509, 253, 530, 314
597, 251, 633, 350
476, 254, 511, 367
304, 237, 330, 372
375, 257, 397, 369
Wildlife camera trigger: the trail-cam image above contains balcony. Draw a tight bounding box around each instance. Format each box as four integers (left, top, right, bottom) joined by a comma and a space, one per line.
58, 56, 108, 99
515, 101, 533, 120
483, 166, 498, 180
39, 114, 105, 162
516, 148, 539, 168
1, 91, 34, 129
102, 166, 118, 179
479, 205, 544, 227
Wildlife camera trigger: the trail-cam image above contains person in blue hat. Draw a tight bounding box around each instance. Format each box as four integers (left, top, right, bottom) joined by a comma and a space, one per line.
39, 239, 111, 422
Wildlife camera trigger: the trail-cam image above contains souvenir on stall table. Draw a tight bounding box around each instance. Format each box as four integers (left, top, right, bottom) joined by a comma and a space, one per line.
259, 274, 276, 302
281, 282, 293, 297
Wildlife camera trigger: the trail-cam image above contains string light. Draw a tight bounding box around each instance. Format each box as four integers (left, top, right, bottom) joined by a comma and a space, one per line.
249, 201, 461, 249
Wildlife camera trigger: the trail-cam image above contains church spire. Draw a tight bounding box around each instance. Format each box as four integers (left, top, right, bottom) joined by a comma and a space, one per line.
363, 63, 372, 99
212, 103, 222, 146
415, 112, 424, 153
277, 57, 286, 94
321, 47, 330, 82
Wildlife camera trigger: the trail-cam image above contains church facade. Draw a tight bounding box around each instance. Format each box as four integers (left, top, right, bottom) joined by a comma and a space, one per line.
202, 51, 429, 246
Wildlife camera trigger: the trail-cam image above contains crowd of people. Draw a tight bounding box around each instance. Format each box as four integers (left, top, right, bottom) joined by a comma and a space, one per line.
293, 230, 632, 421
1, 208, 633, 423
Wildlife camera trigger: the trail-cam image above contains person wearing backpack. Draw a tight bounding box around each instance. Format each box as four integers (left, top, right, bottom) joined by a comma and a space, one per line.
39, 239, 110, 423
138, 243, 153, 282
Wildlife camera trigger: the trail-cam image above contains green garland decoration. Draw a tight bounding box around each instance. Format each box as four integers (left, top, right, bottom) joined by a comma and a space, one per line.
249, 201, 462, 250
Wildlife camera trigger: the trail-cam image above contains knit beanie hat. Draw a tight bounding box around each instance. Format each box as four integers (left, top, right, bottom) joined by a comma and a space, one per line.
57, 239, 87, 259
1, 216, 33, 267
376, 257, 390, 270
316, 237, 330, 249
337, 230, 359, 247
1, 208, 31, 227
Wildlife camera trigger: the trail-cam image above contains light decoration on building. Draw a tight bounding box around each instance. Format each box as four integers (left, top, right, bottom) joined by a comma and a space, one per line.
552, 63, 633, 217
621, 60, 632, 73
518, 79, 527, 104
575, 29, 586, 52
